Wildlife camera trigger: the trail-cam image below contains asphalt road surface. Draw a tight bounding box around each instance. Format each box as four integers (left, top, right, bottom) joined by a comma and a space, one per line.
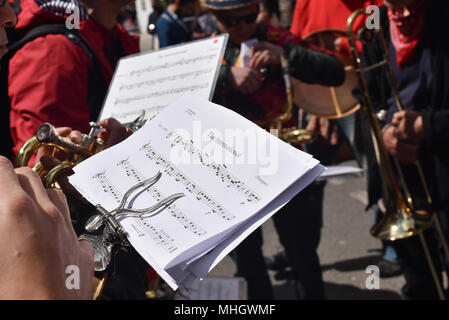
209, 160, 406, 300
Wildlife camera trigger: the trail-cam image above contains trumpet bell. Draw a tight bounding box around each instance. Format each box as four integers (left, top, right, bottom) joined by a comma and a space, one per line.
370, 203, 433, 241
279, 128, 317, 146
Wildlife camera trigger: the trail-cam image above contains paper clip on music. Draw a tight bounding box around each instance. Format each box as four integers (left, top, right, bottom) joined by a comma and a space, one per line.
79, 171, 185, 272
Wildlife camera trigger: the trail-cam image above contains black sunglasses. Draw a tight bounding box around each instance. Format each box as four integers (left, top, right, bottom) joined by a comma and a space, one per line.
219, 12, 259, 27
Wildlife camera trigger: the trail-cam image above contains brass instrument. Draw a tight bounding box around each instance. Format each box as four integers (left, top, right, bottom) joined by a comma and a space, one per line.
15, 122, 105, 188
15, 122, 107, 298
347, 8, 449, 300
266, 55, 317, 147
15, 122, 184, 300
293, 29, 361, 119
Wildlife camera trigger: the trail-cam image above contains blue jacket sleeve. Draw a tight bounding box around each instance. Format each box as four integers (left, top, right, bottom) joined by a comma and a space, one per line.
156, 18, 171, 48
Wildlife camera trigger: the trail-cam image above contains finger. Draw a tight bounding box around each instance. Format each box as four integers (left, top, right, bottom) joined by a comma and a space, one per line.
249, 51, 259, 69
35, 145, 56, 164
15, 167, 58, 220
39, 154, 62, 172
0, 156, 23, 194
98, 118, 131, 148
68, 130, 82, 145
55, 127, 72, 137
252, 51, 267, 70
46, 188, 72, 231
250, 51, 265, 70
391, 111, 405, 126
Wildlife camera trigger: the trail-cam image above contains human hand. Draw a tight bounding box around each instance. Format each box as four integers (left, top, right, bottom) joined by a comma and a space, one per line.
97, 118, 134, 148
383, 124, 421, 164
306, 115, 339, 146
0, 157, 94, 299
228, 66, 264, 94
391, 110, 423, 144
250, 41, 284, 69
36, 118, 133, 164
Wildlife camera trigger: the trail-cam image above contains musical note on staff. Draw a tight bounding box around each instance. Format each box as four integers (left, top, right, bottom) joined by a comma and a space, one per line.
69, 92, 325, 291
109, 106, 166, 121
166, 131, 262, 204
98, 35, 227, 125
116, 158, 207, 236
92, 171, 122, 204
124, 54, 217, 78
139, 142, 236, 221
119, 69, 212, 91
114, 83, 209, 105
135, 218, 178, 254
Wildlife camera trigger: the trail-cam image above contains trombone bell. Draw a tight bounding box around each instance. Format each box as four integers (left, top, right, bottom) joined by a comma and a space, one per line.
370, 201, 433, 241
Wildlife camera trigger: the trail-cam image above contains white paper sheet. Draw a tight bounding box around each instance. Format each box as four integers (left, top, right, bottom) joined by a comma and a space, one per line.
317, 165, 363, 180
240, 38, 258, 68
97, 35, 228, 124
69, 93, 324, 290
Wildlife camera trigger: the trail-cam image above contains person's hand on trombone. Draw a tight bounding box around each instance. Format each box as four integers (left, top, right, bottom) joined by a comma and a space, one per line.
383, 110, 423, 164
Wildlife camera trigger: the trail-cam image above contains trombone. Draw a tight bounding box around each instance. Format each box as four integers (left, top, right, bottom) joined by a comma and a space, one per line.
347, 8, 449, 300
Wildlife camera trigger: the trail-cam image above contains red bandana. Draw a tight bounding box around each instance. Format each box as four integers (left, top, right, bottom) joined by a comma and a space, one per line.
387, 0, 425, 68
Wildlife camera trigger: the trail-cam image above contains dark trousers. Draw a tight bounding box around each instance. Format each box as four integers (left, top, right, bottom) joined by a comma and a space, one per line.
391, 211, 449, 300
233, 135, 338, 300
234, 228, 274, 300
233, 183, 325, 300
273, 181, 325, 299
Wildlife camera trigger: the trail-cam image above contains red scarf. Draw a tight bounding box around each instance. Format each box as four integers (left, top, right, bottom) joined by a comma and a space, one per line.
387, 0, 425, 68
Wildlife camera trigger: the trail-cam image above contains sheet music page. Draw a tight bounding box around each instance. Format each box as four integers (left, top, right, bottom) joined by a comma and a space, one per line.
69, 93, 323, 289
97, 35, 228, 124
317, 165, 363, 180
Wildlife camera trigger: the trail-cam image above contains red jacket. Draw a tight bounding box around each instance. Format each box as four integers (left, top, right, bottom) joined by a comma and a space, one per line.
8, 0, 139, 157
290, 0, 383, 55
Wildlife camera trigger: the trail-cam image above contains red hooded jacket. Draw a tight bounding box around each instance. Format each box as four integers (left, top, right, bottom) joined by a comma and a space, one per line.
8, 0, 139, 157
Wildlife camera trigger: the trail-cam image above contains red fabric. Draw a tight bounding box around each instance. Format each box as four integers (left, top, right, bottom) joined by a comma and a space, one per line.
147, 267, 158, 280
8, 0, 139, 159
387, 0, 425, 68
290, 0, 383, 55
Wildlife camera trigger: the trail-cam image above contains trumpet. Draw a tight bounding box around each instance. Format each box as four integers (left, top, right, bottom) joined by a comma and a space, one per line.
266, 55, 317, 147
347, 8, 449, 300
15, 121, 184, 300
15, 122, 105, 188
15, 122, 108, 298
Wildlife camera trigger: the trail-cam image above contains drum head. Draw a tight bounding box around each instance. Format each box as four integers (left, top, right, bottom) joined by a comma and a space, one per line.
292, 29, 360, 119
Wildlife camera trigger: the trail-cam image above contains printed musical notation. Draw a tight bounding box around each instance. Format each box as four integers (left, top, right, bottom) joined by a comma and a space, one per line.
135, 218, 178, 254
92, 171, 123, 204
139, 142, 236, 221
119, 69, 213, 91
167, 131, 261, 204
116, 158, 207, 236
109, 106, 166, 121
124, 54, 217, 78
114, 83, 209, 105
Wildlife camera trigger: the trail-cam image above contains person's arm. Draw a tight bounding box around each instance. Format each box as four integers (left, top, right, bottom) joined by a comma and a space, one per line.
282, 43, 345, 86
155, 18, 171, 48
250, 41, 345, 86
0, 156, 94, 299
8, 34, 91, 158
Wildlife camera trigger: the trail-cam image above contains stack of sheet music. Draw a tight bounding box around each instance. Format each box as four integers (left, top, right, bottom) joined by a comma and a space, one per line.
69, 93, 325, 290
